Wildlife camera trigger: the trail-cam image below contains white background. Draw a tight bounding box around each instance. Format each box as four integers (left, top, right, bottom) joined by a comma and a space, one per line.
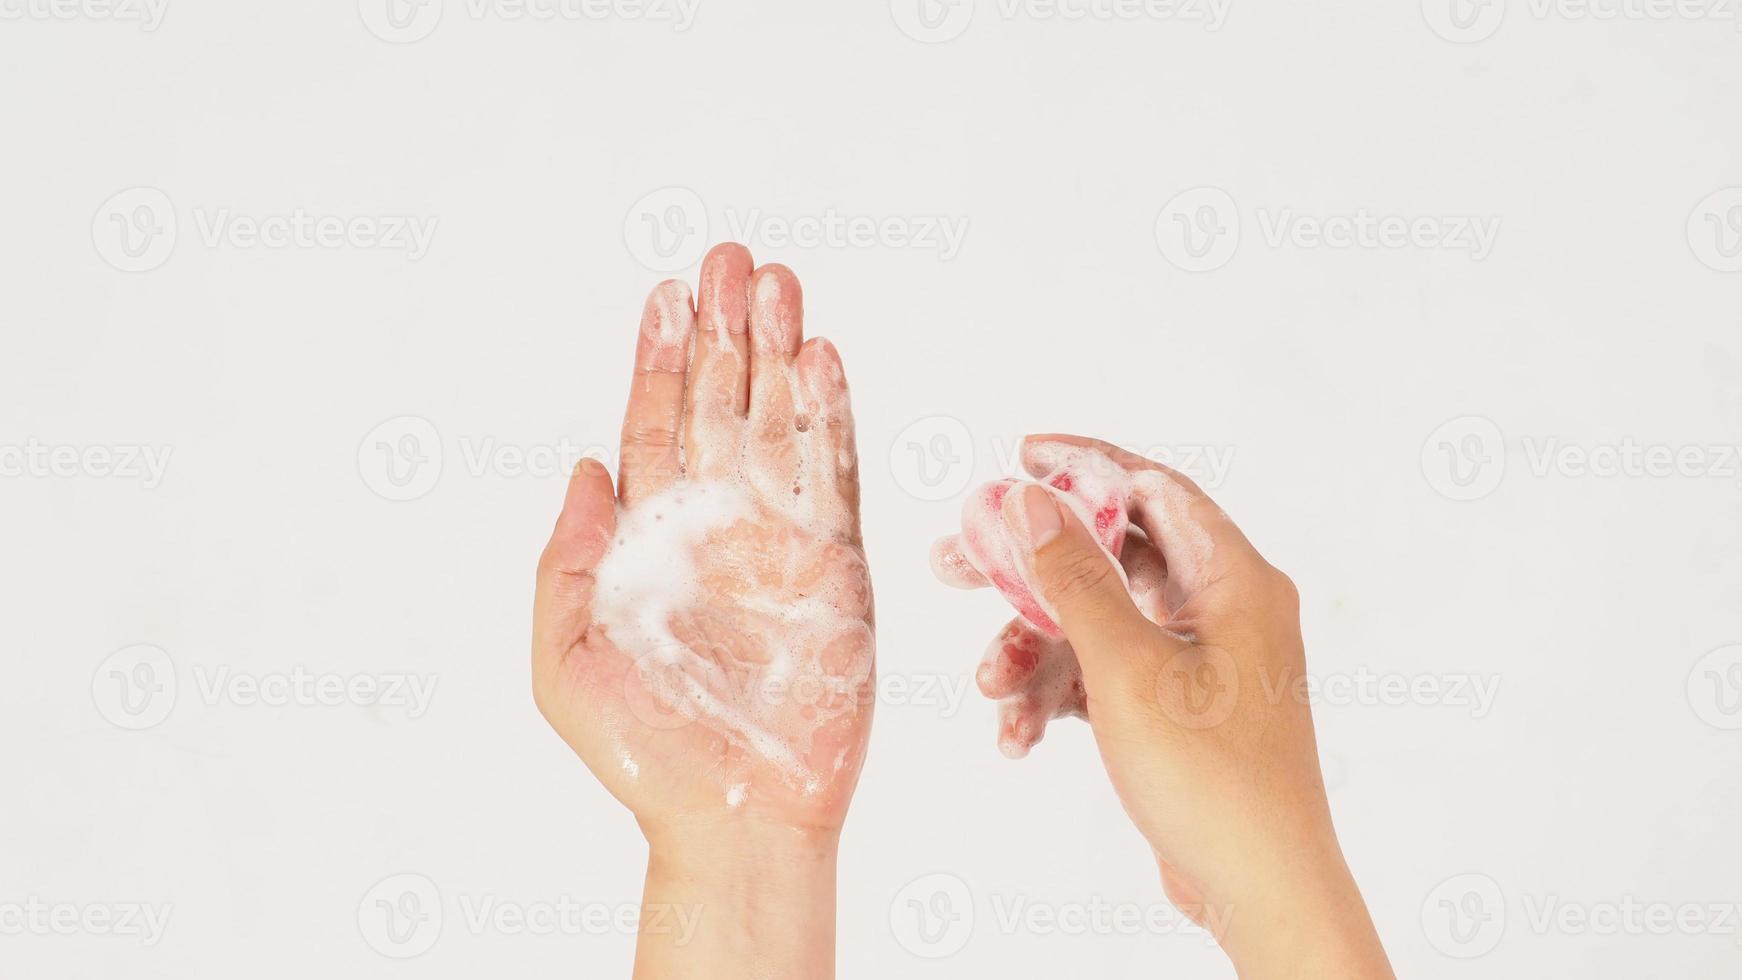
3, 1, 1741, 977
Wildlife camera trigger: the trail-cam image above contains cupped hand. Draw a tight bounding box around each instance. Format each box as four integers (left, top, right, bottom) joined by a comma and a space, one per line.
934, 434, 1392, 979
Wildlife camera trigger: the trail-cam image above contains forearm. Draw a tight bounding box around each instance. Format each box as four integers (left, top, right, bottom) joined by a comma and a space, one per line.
1218, 845, 1393, 980
634, 825, 841, 980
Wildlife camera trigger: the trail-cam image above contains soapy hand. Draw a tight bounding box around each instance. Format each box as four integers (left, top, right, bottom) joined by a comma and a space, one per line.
931, 444, 1165, 757
933, 434, 1393, 979
532, 244, 873, 841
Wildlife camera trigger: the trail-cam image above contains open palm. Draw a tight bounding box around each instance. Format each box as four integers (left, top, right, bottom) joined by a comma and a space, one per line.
532, 244, 873, 835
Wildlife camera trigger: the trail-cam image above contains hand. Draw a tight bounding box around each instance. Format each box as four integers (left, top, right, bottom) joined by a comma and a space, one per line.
532, 244, 872, 979
935, 434, 1393, 980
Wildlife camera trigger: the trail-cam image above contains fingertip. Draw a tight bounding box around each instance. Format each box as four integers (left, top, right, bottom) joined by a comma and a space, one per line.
795, 336, 848, 400
553, 457, 617, 562
930, 534, 989, 589
977, 622, 1040, 699
638, 279, 696, 374
699, 243, 753, 339
997, 701, 1042, 759
1000, 482, 1065, 553
749, 263, 803, 355
1020, 433, 1081, 477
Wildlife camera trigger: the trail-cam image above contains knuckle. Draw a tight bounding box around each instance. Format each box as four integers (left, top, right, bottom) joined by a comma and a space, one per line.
1264, 566, 1300, 609
1044, 549, 1116, 603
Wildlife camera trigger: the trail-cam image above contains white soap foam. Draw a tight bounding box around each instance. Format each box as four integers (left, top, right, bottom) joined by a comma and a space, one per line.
591, 476, 870, 795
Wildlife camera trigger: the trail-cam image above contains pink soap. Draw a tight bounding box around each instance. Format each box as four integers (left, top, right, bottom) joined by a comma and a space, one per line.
956, 452, 1131, 637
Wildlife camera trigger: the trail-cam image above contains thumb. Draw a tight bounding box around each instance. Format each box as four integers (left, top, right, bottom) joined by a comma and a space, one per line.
533, 458, 618, 675
1001, 483, 1180, 686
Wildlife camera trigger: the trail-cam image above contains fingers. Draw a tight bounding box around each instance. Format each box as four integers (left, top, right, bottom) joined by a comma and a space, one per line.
533, 459, 618, 677
742, 264, 805, 502
619, 281, 696, 505
794, 336, 860, 519
930, 534, 990, 589
997, 694, 1048, 759
1001, 482, 1187, 689
748, 264, 804, 422
1022, 433, 1267, 602
977, 619, 1044, 699
972, 532, 1165, 700
686, 243, 752, 479
988, 624, 1086, 759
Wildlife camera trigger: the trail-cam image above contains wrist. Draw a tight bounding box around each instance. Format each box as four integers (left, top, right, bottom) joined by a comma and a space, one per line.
1216, 845, 1392, 980
635, 818, 841, 980
642, 814, 841, 871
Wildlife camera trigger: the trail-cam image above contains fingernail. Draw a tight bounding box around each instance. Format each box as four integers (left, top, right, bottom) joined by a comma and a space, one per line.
1011, 483, 1062, 549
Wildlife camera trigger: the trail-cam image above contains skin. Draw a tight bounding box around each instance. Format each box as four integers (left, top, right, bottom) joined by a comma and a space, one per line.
533, 245, 1388, 977
532, 243, 869, 980
949, 434, 1396, 979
